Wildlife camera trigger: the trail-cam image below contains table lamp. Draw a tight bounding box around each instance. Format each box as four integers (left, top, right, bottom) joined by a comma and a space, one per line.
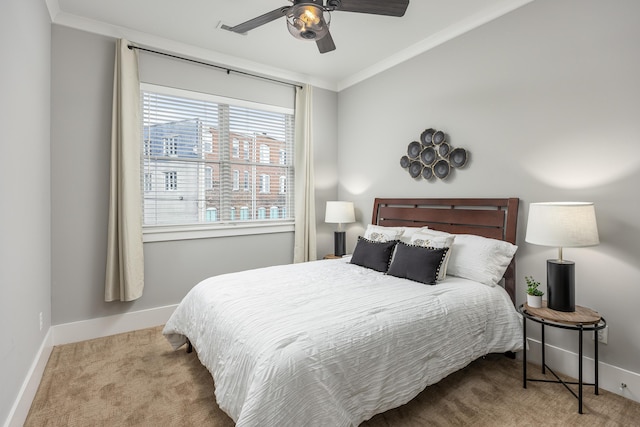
525, 202, 599, 312
325, 201, 355, 257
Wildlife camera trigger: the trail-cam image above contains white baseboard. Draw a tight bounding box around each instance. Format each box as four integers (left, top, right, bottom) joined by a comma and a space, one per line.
52, 304, 178, 346
4, 329, 53, 427
525, 338, 640, 404
4, 304, 177, 427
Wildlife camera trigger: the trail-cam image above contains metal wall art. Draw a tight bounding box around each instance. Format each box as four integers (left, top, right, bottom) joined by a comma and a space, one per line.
400, 128, 469, 181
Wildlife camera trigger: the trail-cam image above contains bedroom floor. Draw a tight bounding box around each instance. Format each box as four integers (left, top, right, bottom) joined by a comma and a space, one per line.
25, 326, 640, 426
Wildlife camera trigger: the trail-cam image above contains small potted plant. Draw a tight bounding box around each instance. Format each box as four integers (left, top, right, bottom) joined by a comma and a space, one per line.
525, 276, 544, 308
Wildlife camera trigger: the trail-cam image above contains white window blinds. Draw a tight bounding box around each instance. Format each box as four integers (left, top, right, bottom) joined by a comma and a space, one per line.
141, 84, 295, 227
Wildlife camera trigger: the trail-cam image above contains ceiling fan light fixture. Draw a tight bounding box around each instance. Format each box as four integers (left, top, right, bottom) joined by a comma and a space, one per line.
286, 4, 330, 41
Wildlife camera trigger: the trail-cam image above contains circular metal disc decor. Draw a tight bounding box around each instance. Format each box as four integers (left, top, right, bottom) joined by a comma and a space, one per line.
433, 159, 450, 179
422, 166, 433, 180
420, 128, 435, 146
407, 141, 422, 159
438, 143, 451, 158
432, 130, 446, 145
449, 148, 468, 168
408, 161, 423, 178
399, 127, 470, 182
420, 147, 436, 165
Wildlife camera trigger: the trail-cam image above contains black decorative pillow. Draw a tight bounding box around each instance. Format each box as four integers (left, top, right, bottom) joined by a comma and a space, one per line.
386, 242, 449, 285
350, 237, 398, 272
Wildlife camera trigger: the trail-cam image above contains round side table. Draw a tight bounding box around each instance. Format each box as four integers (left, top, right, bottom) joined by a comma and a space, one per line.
519, 301, 606, 414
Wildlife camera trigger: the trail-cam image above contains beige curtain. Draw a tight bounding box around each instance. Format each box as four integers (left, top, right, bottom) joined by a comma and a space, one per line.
105, 39, 145, 301
293, 84, 317, 263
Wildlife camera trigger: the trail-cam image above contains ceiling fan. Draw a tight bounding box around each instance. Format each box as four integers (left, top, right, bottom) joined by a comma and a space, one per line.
221, 0, 410, 54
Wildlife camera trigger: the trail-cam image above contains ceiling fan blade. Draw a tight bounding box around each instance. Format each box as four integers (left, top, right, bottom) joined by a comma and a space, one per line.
316, 31, 336, 54
334, 0, 409, 17
221, 6, 289, 34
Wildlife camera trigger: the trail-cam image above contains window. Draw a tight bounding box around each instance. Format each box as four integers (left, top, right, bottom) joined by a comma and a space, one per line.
205, 166, 213, 190
164, 136, 178, 156
279, 176, 286, 194
260, 174, 270, 193
240, 206, 249, 220
233, 170, 240, 191
206, 207, 217, 222
232, 139, 240, 158
141, 85, 294, 228
144, 173, 153, 192
260, 144, 270, 164
203, 131, 212, 153
243, 141, 250, 160
270, 206, 279, 219
164, 171, 177, 190
243, 171, 250, 191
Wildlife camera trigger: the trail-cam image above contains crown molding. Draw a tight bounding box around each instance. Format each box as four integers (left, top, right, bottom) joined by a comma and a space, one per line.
44, 0, 60, 22
50, 11, 338, 92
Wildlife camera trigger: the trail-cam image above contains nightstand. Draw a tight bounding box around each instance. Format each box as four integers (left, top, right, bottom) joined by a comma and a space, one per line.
323, 254, 343, 260
519, 302, 606, 414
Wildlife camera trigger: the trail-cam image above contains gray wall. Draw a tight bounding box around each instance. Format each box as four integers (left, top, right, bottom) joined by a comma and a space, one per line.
337, 0, 640, 375
0, 0, 52, 422
7, 0, 638, 421
50, 26, 338, 325
312, 86, 340, 256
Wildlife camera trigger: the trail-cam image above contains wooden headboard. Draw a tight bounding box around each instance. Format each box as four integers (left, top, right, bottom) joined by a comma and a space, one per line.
371, 198, 519, 304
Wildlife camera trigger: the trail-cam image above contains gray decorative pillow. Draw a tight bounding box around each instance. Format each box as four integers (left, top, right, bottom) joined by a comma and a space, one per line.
386, 242, 448, 285
409, 229, 455, 281
350, 237, 398, 272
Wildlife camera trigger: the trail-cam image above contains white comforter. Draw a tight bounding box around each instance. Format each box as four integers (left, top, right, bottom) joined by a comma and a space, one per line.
163, 257, 523, 427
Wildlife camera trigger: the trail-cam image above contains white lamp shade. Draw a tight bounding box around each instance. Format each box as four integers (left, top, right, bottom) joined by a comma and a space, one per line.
525, 202, 599, 248
325, 201, 355, 224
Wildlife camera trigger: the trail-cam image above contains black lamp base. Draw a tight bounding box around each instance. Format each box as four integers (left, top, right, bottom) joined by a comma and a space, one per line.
334, 231, 346, 257
547, 259, 575, 312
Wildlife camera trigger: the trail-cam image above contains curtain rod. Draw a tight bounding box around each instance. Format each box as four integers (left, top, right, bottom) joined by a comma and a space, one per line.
127, 45, 303, 90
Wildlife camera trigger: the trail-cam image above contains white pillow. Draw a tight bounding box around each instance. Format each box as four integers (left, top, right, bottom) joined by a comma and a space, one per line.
364, 224, 405, 242
399, 226, 429, 243
409, 229, 455, 281
446, 234, 518, 286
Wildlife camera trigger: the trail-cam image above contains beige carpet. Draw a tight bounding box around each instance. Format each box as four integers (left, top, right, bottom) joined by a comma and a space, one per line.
25, 326, 640, 426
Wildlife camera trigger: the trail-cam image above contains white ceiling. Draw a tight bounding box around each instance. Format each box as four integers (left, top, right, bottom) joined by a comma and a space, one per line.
48, 0, 532, 91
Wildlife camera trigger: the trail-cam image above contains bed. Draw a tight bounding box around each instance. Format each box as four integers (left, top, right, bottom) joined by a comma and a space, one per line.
163, 197, 523, 426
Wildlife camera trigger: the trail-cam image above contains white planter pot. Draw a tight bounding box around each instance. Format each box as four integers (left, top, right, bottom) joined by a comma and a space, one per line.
527, 294, 542, 308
